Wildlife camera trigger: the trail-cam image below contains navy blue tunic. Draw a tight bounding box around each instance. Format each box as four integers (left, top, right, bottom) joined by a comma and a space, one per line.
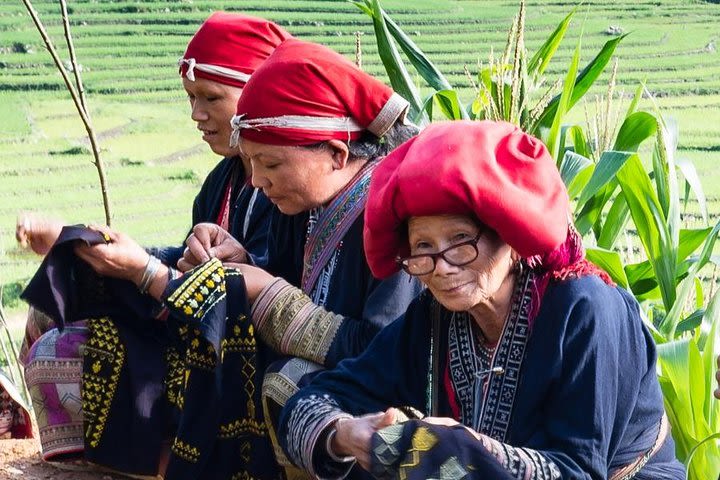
280, 275, 685, 479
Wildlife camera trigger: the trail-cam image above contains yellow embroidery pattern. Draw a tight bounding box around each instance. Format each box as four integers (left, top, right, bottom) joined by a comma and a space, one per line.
165, 346, 185, 409
171, 438, 201, 463
399, 427, 438, 477
218, 417, 267, 439
185, 328, 217, 371
166, 258, 225, 321
82, 317, 125, 448
230, 472, 261, 480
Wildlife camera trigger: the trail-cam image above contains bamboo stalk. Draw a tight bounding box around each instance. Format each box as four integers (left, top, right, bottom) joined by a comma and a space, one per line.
21, 0, 112, 226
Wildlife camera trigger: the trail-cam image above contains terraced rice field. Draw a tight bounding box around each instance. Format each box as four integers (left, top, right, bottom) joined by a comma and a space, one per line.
1, 0, 719, 300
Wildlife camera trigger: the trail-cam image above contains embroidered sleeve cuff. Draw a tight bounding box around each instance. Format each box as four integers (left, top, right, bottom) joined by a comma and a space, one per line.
480, 434, 561, 480
250, 278, 343, 365
251, 277, 295, 331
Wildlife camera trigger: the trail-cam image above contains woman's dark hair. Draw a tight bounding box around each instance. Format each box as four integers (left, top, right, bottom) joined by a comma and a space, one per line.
299, 120, 419, 161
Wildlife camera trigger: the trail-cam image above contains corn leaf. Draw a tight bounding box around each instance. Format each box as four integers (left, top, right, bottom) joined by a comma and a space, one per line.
577, 151, 631, 208
616, 153, 679, 314
657, 339, 697, 440
624, 81, 645, 118
686, 433, 720, 480
380, 12, 468, 119
546, 38, 580, 162
420, 89, 464, 121
528, 8, 576, 78
533, 34, 626, 134
561, 151, 594, 199
663, 220, 720, 337
677, 157, 708, 224
352, 0, 426, 122
613, 111, 657, 152
585, 247, 629, 289
597, 194, 630, 249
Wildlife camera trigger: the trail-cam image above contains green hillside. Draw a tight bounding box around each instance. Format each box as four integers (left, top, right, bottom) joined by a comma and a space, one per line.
1, 0, 719, 295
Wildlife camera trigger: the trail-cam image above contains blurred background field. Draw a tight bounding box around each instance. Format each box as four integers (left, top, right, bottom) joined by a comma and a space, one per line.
1, 0, 719, 314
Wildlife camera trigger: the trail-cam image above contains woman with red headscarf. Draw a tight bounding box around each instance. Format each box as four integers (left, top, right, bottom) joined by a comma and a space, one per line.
19, 13, 290, 479
74, 39, 423, 477
277, 120, 685, 479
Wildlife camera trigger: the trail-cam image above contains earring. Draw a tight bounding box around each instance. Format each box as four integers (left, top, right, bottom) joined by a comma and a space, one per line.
512, 258, 523, 276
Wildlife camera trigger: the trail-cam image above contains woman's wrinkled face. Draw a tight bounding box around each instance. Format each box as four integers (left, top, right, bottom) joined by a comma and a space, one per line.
407, 215, 514, 313
240, 139, 340, 215
182, 77, 242, 157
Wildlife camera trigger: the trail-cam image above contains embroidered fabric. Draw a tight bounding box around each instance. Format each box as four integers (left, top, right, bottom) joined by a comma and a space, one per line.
284, 394, 353, 477
305, 207, 340, 305
251, 278, 343, 365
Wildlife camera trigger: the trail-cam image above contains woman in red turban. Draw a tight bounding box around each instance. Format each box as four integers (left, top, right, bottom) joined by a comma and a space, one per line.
277, 120, 685, 480
20, 12, 291, 479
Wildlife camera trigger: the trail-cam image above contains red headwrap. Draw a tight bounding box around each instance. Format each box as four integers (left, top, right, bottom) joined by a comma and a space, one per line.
179, 12, 292, 88
230, 39, 409, 147
364, 120, 573, 279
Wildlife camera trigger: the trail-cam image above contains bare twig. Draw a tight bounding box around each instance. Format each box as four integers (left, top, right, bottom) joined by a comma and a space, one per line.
21, 0, 112, 226
59, 0, 87, 114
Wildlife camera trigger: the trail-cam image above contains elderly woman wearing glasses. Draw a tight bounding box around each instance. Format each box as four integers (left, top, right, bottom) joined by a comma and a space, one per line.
277, 121, 684, 480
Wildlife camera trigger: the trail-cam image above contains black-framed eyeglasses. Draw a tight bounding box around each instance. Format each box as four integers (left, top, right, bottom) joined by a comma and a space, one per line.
397, 232, 482, 276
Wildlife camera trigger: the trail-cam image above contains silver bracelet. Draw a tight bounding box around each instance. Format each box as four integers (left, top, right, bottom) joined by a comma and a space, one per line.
139, 255, 161, 294
325, 425, 355, 463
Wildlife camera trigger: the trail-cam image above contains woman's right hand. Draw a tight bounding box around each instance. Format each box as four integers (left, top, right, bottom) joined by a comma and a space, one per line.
16, 213, 64, 256
332, 408, 398, 471
178, 223, 248, 271
74, 225, 150, 285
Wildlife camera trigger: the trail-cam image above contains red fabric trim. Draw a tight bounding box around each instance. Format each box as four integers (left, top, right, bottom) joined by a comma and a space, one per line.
216, 181, 233, 231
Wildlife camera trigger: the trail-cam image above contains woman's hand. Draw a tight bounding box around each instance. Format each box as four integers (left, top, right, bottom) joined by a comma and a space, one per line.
74, 225, 150, 285
16, 213, 64, 256
423, 416, 486, 443
332, 408, 398, 471
230, 263, 276, 303
178, 223, 248, 271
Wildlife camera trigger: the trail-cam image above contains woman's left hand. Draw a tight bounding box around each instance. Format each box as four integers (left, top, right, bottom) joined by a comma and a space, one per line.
226, 263, 276, 303
333, 408, 398, 471
74, 225, 150, 285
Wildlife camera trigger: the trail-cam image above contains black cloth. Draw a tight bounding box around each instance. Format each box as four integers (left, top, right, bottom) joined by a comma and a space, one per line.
370, 421, 514, 480
162, 259, 280, 480
22, 226, 170, 475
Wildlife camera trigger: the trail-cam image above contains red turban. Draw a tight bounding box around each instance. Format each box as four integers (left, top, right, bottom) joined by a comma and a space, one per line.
230, 39, 409, 147
364, 120, 571, 279
179, 12, 292, 88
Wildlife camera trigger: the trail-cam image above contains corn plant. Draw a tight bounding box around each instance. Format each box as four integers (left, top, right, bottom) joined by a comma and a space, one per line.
356, 0, 720, 477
